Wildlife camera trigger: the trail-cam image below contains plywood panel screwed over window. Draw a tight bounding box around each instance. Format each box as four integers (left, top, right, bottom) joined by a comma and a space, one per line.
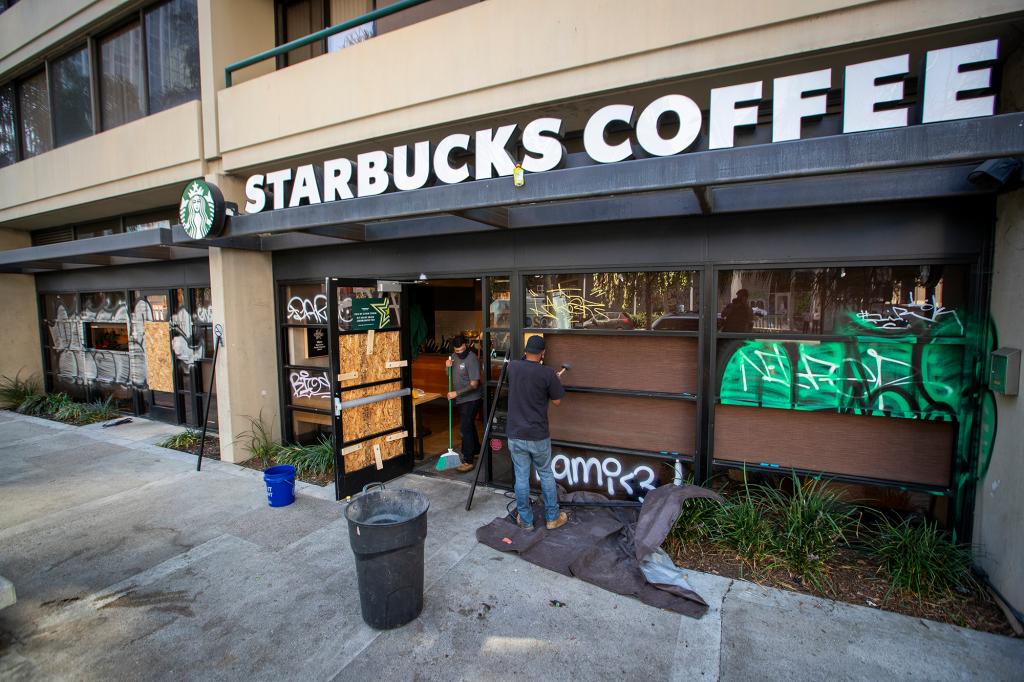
713, 405, 954, 487
549, 393, 696, 454
543, 335, 698, 394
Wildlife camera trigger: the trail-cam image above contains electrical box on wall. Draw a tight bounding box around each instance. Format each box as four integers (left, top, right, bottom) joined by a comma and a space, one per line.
989, 348, 1020, 395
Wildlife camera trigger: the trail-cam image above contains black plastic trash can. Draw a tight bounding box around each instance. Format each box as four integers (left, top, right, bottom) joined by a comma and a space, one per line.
345, 487, 430, 629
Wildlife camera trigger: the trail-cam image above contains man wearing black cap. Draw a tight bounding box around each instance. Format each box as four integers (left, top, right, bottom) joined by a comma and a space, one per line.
446, 335, 482, 473
506, 334, 568, 531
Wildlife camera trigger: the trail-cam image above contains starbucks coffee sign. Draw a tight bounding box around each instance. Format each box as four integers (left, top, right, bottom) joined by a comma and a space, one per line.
179, 179, 226, 239
242, 38, 1001, 215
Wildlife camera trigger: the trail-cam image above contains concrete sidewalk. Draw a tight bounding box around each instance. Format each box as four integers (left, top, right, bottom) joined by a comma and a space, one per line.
0, 411, 1020, 681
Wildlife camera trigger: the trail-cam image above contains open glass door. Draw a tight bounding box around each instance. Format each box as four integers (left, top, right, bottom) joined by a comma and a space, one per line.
326, 278, 414, 499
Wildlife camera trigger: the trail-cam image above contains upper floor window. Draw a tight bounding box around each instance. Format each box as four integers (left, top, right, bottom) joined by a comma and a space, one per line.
0, 0, 199, 168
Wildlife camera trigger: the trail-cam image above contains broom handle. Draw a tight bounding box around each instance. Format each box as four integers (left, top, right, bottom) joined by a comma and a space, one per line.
448, 362, 453, 450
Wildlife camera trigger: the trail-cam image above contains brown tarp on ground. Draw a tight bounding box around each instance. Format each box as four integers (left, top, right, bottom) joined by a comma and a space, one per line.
475, 484, 724, 619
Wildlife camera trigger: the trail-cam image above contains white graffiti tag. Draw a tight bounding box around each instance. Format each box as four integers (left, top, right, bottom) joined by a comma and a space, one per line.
539, 454, 659, 500
855, 298, 963, 334
287, 295, 328, 324
289, 370, 331, 399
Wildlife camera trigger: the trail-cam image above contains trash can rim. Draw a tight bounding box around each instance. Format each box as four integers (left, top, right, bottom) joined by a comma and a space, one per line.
344, 488, 430, 527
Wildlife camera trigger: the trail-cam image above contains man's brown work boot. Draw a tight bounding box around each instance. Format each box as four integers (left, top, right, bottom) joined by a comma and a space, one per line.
546, 512, 569, 530
455, 463, 474, 473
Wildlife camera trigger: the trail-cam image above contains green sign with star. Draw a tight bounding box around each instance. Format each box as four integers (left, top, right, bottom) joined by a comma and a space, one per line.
351, 298, 391, 330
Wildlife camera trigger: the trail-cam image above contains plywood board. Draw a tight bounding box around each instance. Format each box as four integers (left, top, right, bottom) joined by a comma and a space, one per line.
339, 330, 402, 387
342, 384, 403, 441
712, 405, 954, 486
543, 335, 698, 394
143, 321, 173, 393
344, 432, 405, 473
548, 393, 696, 454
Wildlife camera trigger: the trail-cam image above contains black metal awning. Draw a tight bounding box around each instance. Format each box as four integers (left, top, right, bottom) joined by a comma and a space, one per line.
176, 112, 1024, 252
0, 227, 207, 274
4, 114, 1022, 269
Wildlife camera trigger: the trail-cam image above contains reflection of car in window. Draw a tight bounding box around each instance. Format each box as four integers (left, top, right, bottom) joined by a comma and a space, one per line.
580, 311, 634, 329
651, 312, 700, 331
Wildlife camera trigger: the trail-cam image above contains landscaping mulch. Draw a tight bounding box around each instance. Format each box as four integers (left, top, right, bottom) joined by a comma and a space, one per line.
666, 539, 1017, 637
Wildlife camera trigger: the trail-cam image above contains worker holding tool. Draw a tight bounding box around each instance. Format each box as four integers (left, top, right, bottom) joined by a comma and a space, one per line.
506, 335, 569, 531
446, 335, 482, 473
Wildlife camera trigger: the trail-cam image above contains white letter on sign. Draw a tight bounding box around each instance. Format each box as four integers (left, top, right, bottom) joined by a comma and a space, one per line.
289, 164, 322, 207
357, 151, 391, 197
521, 117, 564, 173
393, 141, 433, 191
636, 94, 702, 156
922, 39, 998, 124
475, 124, 518, 179
709, 81, 762, 149
772, 69, 831, 142
584, 104, 635, 164
323, 158, 354, 201
843, 55, 909, 133
265, 168, 292, 210
244, 174, 265, 213
433, 133, 472, 184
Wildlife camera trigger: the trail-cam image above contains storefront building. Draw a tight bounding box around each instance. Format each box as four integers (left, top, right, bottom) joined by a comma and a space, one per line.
2, 0, 1023, 616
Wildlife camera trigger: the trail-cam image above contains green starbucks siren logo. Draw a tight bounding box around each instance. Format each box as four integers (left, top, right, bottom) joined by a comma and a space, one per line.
179, 179, 226, 240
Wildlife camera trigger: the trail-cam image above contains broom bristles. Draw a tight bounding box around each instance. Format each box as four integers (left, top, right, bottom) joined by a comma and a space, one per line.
435, 449, 462, 471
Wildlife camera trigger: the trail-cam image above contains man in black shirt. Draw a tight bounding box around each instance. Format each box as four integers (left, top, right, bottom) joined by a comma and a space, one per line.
506, 335, 568, 530
446, 335, 481, 473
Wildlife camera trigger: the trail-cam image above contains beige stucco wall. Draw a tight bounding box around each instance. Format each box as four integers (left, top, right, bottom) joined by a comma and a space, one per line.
216, 0, 1024, 171
209, 246, 280, 463
197, 0, 276, 161
0, 101, 204, 226
973, 43, 1024, 615
0, 228, 42, 386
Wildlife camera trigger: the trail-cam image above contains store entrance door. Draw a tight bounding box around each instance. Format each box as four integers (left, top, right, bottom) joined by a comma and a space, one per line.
326, 278, 414, 500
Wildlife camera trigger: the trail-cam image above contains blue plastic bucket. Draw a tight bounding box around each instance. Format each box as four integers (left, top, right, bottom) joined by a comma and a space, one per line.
263, 464, 296, 507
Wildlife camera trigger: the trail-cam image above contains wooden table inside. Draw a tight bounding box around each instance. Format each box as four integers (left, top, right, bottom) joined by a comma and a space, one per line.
412, 390, 443, 457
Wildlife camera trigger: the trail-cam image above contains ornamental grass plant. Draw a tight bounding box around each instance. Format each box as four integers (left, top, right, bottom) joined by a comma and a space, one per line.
871, 515, 977, 598
158, 428, 203, 451
275, 436, 334, 478
0, 372, 41, 409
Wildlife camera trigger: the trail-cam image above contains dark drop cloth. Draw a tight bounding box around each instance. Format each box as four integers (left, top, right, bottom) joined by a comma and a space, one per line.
475, 485, 724, 619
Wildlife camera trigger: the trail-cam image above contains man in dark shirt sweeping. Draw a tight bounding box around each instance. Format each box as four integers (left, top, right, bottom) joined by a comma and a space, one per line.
506, 335, 568, 530
446, 335, 482, 473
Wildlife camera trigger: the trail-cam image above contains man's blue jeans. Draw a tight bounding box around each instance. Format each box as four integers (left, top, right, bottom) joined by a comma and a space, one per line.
508, 437, 559, 526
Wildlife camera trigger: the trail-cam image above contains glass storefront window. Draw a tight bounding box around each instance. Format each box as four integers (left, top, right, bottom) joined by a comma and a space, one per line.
290, 409, 332, 445
80, 291, 128, 320
44, 293, 78, 320
524, 271, 700, 331
283, 282, 327, 324
488, 277, 510, 328
716, 264, 969, 336
191, 287, 213, 323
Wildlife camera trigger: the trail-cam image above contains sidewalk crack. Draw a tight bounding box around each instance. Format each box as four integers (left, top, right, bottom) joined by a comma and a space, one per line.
718, 579, 735, 677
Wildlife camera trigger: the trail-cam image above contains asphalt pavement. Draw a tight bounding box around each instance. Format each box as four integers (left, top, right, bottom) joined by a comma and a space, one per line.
0, 411, 1021, 681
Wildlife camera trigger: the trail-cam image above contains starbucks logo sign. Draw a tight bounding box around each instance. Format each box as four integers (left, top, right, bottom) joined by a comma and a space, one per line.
179, 179, 226, 240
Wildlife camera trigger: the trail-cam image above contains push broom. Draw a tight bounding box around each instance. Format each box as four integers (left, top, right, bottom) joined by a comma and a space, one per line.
435, 362, 461, 471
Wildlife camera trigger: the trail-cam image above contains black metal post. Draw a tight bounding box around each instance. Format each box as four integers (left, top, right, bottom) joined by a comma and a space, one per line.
196, 324, 224, 472
465, 356, 509, 511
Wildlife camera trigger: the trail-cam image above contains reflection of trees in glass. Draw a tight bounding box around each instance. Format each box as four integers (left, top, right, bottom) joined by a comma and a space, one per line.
0, 84, 15, 166
53, 47, 93, 146
146, 0, 200, 113
527, 271, 698, 330
100, 23, 144, 129
18, 71, 53, 157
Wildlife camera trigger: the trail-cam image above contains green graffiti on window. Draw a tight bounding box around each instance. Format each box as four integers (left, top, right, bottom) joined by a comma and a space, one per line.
719, 338, 964, 420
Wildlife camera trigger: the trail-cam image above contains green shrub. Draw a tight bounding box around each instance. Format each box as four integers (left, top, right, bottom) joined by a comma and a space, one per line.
0, 372, 41, 409
276, 436, 334, 477
708, 473, 775, 567
76, 397, 119, 425
158, 428, 203, 451
670, 496, 721, 545
872, 516, 976, 597
19, 392, 74, 417
238, 413, 282, 468
763, 475, 860, 589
